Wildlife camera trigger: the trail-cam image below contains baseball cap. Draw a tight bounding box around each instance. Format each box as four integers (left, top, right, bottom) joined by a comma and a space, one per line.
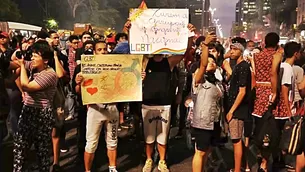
0, 32, 9, 38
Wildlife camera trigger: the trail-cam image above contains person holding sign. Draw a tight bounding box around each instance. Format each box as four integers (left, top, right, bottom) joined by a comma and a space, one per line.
74, 41, 120, 172
140, 24, 196, 172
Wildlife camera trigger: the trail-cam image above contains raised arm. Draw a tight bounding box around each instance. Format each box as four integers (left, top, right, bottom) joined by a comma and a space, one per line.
194, 33, 216, 85
168, 24, 196, 70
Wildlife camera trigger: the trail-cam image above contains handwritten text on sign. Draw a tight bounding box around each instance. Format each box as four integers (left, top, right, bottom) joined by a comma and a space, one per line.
81, 55, 143, 105
129, 9, 189, 54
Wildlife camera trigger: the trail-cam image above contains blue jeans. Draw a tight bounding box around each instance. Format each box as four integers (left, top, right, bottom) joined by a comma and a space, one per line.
64, 83, 77, 117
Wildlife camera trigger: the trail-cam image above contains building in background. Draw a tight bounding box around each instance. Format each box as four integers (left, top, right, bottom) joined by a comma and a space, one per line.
202, 0, 211, 29
297, 0, 305, 42
235, 0, 243, 26
176, 0, 211, 34
297, 0, 305, 25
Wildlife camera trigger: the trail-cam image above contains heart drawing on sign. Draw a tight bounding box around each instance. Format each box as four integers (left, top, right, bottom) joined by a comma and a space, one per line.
87, 87, 98, 95
83, 79, 93, 87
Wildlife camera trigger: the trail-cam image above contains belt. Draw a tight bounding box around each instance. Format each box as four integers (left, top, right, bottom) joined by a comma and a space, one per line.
256, 82, 271, 87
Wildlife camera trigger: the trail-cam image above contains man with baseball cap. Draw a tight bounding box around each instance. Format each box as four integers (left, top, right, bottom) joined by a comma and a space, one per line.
226, 42, 252, 172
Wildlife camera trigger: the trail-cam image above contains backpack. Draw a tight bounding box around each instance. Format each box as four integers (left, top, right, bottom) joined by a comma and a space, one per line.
254, 105, 280, 150
279, 115, 304, 155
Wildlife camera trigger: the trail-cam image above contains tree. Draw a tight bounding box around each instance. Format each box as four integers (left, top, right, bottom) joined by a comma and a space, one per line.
0, 0, 21, 21
87, 0, 120, 27
36, 0, 51, 18
157, 0, 177, 8
66, 0, 87, 18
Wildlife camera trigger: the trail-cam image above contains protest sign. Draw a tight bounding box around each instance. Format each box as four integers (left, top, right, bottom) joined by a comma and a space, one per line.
129, 8, 189, 54
81, 54, 143, 104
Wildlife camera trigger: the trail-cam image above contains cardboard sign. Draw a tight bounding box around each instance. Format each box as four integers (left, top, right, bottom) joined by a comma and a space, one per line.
81, 54, 143, 104
129, 8, 189, 54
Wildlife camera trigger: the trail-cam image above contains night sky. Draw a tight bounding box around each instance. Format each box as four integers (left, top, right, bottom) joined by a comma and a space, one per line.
211, 0, 238, 37
13, 0, 238, 36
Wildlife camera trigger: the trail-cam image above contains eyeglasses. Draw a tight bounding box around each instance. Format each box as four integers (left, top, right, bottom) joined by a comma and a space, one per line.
71, 41, 79, 45
83, 37, 91, 39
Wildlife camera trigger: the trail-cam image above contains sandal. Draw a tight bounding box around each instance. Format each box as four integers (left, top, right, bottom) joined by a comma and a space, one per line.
241, 167, 251, 172
258, 167, 267, 172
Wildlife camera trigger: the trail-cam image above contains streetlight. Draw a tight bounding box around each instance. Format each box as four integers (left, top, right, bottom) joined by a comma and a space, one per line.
209, 7, 217, 17
214, 19, 219, 25
209, 7, 217, 24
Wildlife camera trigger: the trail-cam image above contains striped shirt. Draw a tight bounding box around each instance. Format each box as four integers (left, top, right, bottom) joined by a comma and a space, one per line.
68, 48, 77, 80
24, 61, 58, 108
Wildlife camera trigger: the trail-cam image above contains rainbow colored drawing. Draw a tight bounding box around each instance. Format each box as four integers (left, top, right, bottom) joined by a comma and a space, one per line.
152, 48, 186, 54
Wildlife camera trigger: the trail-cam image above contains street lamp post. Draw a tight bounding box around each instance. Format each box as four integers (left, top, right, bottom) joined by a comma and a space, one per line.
209, 7, 217, 21
214, 19, 219, 25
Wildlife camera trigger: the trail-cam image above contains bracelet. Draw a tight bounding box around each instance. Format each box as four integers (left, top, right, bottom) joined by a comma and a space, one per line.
202, 42, 209, 47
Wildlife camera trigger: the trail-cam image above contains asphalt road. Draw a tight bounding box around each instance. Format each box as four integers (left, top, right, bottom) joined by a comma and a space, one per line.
1, 119, 294, 172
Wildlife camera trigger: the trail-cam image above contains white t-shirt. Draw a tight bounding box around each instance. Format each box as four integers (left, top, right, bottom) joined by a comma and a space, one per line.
293, 65, 304, 102
215, 67, 223, 82
280, 62, 295, 103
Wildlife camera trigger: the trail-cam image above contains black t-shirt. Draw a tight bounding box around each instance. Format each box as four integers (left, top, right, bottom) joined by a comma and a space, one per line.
75, 48, 84, 62
72, 65, 84, 106
228, 60, 252, 120
0, 57, 10, 116
143, 58, 172, 105
48, 49, 70, 77
0, 48, 13, 77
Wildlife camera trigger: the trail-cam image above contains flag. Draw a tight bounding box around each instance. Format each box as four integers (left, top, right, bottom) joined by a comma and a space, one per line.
139, 0, 148, 9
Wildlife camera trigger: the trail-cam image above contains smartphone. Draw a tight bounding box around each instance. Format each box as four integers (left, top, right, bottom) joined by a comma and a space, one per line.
208, 27, 217, 35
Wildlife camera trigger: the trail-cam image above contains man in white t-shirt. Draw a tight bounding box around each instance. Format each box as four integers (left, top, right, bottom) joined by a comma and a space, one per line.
292, 65, 304, 111
279, 42, 301, 118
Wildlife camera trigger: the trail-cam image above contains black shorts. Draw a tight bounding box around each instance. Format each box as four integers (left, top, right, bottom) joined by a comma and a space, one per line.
192, 124, 220, 152
300, 123, 305, 154
244, 116, 253, 138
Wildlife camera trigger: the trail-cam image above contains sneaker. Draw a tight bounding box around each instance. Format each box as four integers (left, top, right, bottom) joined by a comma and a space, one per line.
109, 168, 118, 172
60, 144, 69, 153
120, 122, 130, 129
142, 159, 153, 172
285, 164, 295, 172
52, 164, 61, 172
60, 148, 68, 153
65, 115, 74, 121
158, 160, 169, 172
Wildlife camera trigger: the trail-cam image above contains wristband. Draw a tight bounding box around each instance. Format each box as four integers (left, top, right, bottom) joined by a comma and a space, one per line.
202, 42, 209, 47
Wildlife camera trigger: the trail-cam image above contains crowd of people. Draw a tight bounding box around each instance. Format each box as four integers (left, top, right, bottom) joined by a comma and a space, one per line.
0, 20, 305, 172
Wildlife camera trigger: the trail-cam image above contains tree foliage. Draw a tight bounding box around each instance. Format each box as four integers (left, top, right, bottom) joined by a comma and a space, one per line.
0, 0, 21, 21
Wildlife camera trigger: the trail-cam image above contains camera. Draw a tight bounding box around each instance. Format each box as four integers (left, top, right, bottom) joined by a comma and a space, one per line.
84, 48, 94, 55
16, 46, 33, 60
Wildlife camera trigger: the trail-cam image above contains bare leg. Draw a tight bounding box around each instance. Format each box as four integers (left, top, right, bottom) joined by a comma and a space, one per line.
52, 128, 60, 165
245, 137, 250, 170
157, 143, 167, 161
119, 112, 124, 124
296, 152, 305, 172
84, 151, 95, 171
107, 149, 117, 166
192, 147, 207, 172
233, 139, 243, 172
146, 143, 154, 160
